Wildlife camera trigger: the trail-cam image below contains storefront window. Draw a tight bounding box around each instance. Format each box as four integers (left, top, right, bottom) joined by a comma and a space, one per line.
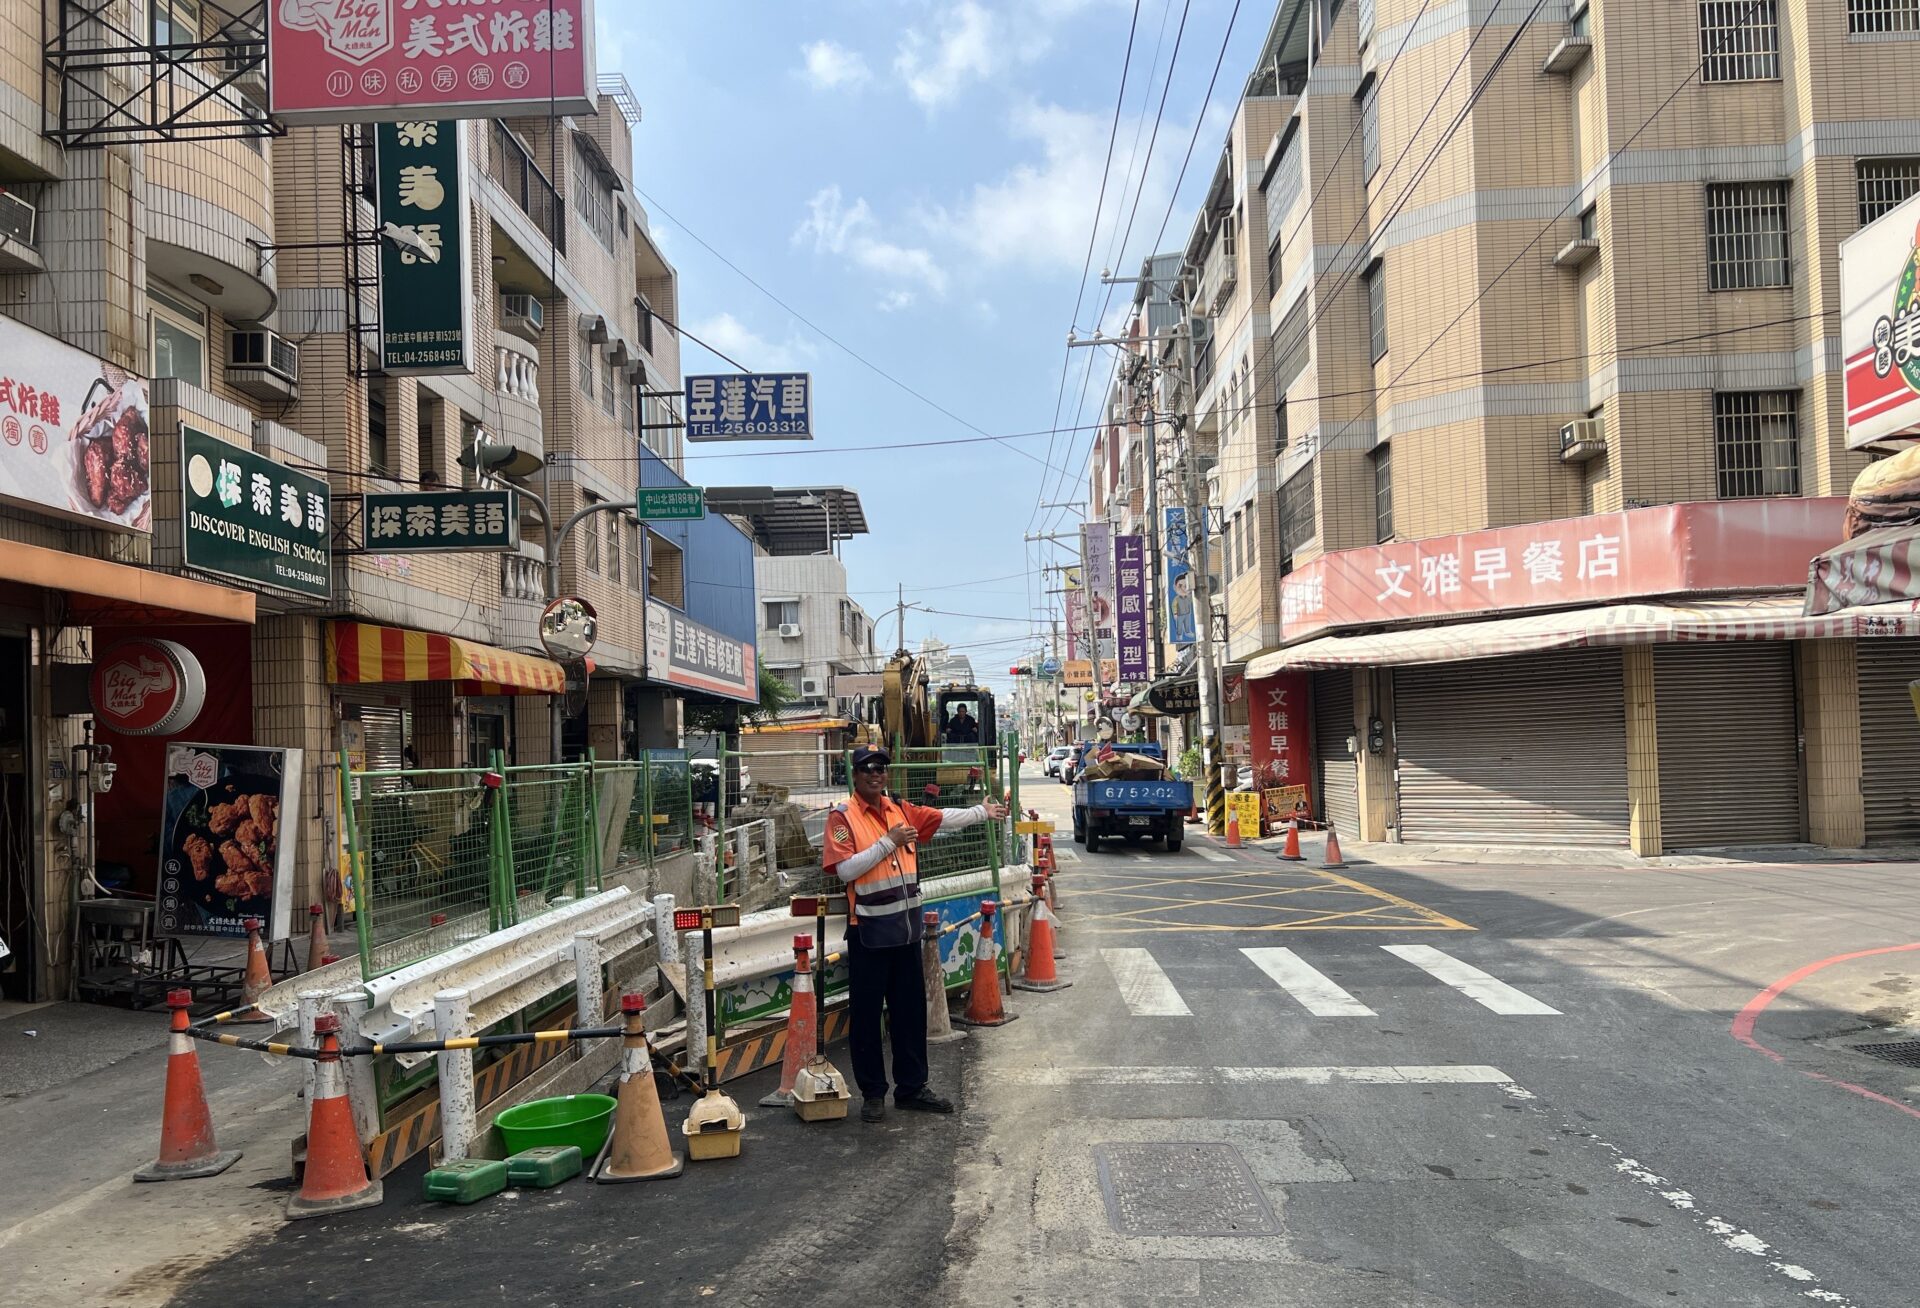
149, 284, 206, 388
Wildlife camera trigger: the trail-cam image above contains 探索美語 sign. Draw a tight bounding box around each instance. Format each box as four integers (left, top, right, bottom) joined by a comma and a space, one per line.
684, 373, 811, 441
376, 120, 472, 376
182, 426, 331, 599
362, 490, 518, 552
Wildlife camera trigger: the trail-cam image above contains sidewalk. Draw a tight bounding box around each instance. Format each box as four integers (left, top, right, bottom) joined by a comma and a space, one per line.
0, 1001, 305, 1307
1227, 824, 1920, 869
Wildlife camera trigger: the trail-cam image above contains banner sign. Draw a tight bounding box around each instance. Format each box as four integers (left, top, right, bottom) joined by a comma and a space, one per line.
1165, 506, 1196, 646
1083, 522, 1115, 647
182, 426, 331, 599
363, 490, 517, 551
1062, 659, 1116, 687
0, 315, 151, 532
1247, 672, 1312, 814
645, 600, 755, 702
635, 486, 706, 520
1225, 791, 1263, 838
158, 744, 305, 942
684, 373, 812, 441
376, 120, 472, 375
1115, 533, 1147, 682
267, 0, 596, 125
1842, 189, 1920, 449
1147, 678, 1200, 715
1276, 499, 1846, 643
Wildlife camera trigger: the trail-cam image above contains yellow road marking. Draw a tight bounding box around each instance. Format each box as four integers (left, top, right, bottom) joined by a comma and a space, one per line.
1065, 862, 1472, 933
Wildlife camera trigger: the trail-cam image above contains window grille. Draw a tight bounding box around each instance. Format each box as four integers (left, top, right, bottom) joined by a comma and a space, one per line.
1857, 158, 1920, 227
1706, 182, 1790, 290
1699, 1, 1780, 81
1714, 392, 1800, 498
1849, 0, 1920, 34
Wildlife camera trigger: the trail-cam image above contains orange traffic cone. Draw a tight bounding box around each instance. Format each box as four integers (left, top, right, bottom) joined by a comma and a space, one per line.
304, 904, 329, 973
923, 911, 965, 1046
952, 901, 1016, 1027
1278, 820, 1305, 862
593, 994, 684, 1182
1225, 807, 1242, 848
1320, 824, 1347, 870
234, 917, 273, 1024
134, 989, 241, 1181
287, 1013, 383, 1218
1013, 879, 1069, 993
760, 935, 818, 1108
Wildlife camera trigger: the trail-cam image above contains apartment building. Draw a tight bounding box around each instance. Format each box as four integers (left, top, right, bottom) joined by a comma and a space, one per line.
1213, 0, 1920, 852
0, 7, 754, 1001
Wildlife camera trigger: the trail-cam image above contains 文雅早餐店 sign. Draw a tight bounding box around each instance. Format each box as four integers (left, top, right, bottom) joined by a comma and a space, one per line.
267, 0, 597, 124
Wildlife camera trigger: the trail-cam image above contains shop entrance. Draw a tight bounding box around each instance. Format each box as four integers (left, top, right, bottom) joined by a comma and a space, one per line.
0, 636, 33, 1001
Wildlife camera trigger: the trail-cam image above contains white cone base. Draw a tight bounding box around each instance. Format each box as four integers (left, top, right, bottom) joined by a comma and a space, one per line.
286, 1177, 383, 1220
134, 1148, 241, 1182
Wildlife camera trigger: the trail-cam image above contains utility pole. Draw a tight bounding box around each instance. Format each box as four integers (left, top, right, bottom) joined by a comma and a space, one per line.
1174, 293, 1226, 836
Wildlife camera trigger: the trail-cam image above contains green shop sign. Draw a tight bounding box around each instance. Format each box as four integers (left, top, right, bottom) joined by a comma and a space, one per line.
635, 486, 706, 520
362, 490, 519, 552
181, 425, 330, 599
376, 120, 472, 375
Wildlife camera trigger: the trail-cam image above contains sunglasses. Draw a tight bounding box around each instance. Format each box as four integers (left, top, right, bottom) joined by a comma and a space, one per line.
855, 762, 891, 775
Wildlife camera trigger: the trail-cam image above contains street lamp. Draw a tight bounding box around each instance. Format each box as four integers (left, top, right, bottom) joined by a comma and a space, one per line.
797, 492, 833, 557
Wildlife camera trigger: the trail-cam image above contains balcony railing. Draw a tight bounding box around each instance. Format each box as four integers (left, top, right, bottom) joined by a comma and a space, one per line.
488, 121, 566, 255
636, 296, 655, 355
496, 346, 539, 404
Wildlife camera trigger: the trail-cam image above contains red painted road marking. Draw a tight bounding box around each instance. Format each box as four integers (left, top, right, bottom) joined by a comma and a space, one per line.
1731, 941, 1920, 1122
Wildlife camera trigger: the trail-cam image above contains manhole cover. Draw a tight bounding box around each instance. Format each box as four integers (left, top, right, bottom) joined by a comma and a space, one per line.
1091, 1142, 1281, 1237
1852, 1039, 1920, 1067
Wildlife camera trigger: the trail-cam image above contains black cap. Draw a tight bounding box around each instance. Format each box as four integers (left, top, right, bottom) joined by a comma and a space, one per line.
851, 744, 892, 771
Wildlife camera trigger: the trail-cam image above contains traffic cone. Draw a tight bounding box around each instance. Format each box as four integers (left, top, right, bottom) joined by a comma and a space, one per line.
304, 904, 329, 973
922, 911, 965, 1045
286, 1013, 383, 1219
952, 901, 1016, 1027
593, 994, 684, 1182
1013, 879, 1069, 994
233, 917, 273, 1024
1320, 824, 1347, 870
759, 935, 818, 1108
134, 989, 241, 1182
1278, 820, 1305, 862
1225, 807, 1242, 848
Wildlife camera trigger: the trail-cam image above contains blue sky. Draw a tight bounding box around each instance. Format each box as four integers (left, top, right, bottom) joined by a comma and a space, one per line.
598, 0, 1265, 700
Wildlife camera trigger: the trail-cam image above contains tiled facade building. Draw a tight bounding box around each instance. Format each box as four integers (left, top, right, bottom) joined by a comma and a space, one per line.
1102, 0, 1920, 854
0, 8, 754, 1001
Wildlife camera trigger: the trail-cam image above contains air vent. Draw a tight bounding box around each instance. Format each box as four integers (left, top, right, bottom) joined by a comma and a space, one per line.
0, 190, 36, 247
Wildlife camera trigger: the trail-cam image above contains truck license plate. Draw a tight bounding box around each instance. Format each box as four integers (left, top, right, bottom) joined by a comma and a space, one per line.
1126, 816, 1152, 827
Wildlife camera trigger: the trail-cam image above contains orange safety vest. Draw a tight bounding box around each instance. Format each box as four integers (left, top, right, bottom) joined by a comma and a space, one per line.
834, 796, 922, 949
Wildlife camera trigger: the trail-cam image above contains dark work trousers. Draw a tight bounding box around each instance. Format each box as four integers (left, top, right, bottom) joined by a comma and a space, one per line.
846, 927, 928, 1100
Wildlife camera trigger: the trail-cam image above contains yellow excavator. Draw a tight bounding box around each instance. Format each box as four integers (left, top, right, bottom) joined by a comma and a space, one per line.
858, 652, 997, 753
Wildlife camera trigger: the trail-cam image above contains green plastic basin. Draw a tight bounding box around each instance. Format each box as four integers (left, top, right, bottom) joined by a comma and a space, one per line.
494, 1094, 617, 1157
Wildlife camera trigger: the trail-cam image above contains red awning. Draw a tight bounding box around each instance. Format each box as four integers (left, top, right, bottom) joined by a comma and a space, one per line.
1805, 524, 1920, 615
326, 620, 564, 696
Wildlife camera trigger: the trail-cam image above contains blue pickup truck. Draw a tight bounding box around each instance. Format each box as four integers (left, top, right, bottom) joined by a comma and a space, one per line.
1071, 743, 1193, 853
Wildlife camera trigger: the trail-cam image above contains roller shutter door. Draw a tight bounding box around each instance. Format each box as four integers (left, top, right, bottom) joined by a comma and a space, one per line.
1313, 671, 1360, 839
741, 731, 828, 790
1394, 650, 1629, 846
1856, 639, 1920, 844
1654, 644, 1800, 849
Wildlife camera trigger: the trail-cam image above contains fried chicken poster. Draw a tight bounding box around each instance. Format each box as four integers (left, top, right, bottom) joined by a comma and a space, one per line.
158, 744, 304, 940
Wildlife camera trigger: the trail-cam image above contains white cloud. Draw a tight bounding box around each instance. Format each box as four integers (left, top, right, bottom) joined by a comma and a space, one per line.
794, 185, 949, 298
799, 39, 871, 90
687, 312, 813, 372
893, 2, 999, 107
877, 289, 918, 313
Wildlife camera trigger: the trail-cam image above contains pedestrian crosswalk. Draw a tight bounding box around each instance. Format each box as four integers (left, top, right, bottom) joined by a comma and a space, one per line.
1096, 944, 1561, 1018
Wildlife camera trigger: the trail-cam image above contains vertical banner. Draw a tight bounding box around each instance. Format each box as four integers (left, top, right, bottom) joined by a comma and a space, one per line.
1115, 533, 1147, 683
1247, 672, 1312, 816
1083, 522, 1115, 655
377, 120, 473, 375
1063, 565, 1083, 660
1164, 506, 1196, 647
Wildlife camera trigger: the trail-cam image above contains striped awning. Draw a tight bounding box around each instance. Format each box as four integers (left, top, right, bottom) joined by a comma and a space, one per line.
326, 621, 565, 696
1245, 597, 1920, 675
1806, 524, 1920, 615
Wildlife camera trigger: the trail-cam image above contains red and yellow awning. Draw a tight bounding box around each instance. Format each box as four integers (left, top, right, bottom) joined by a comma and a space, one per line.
326, 621, 565, 697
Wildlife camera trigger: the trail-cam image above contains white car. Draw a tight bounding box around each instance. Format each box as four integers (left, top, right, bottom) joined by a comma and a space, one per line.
1043, 746, 1073, 778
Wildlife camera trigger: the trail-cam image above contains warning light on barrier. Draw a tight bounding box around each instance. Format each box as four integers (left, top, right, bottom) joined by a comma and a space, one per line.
622, 992, 646, 1014
481, 771, 503, 789
673, 909, 704, 931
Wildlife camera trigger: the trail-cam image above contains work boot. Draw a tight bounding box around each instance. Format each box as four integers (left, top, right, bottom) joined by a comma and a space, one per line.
861, 1097, 887, 1123
895, 1086, 954, 1114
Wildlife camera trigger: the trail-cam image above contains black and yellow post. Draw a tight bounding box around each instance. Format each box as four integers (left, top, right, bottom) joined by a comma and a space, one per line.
1205, 733, 1227, 836
676, 904, 745, 1158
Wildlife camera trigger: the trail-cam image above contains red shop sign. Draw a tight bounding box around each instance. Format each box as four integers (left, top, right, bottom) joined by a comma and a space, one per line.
90, 640, 207, 736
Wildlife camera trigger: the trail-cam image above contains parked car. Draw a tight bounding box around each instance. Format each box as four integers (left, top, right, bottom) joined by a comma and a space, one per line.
1044, 746, 1074, 778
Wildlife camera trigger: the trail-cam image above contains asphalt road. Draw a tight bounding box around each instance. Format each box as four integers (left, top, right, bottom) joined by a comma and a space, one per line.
160, 764, 1920, 1307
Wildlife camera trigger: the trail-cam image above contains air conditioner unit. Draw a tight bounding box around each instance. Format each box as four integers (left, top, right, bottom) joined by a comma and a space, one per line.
226, 329, 300, 401
777, 623, 803, 638
0, 190, 36, 247
799, 678, 825, 698
501, 294, 543, 342
1560, 418, 1605, 463
222, 41, 268, 100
